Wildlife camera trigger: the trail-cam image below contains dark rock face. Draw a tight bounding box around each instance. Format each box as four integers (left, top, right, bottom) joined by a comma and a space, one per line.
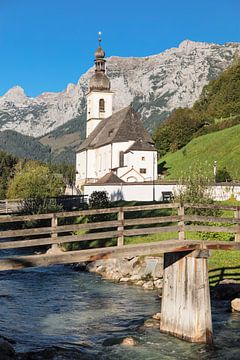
0, 337, 16, 360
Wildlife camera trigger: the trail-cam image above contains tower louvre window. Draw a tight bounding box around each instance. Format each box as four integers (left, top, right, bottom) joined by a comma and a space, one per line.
119, 151, 124, 167
99, 99, 105, 112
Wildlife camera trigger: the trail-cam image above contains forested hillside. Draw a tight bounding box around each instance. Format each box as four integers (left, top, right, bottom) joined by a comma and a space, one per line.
154, 57, 240, 157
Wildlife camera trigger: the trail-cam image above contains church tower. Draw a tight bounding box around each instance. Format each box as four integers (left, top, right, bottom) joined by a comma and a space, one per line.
86, 34, 113, 137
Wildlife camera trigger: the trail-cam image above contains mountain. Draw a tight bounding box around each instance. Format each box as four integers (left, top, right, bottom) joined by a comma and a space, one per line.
0, 130, 51, 162
0, 40, 240, 141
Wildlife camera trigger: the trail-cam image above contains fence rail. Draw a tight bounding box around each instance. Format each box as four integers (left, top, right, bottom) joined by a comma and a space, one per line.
0, 202, 240, 270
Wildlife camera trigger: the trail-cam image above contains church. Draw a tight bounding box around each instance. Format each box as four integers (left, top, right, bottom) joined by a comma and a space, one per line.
75, 37, 157, 189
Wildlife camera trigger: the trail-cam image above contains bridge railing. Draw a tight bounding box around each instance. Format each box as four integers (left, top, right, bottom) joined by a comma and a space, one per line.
0, 203, 240, 253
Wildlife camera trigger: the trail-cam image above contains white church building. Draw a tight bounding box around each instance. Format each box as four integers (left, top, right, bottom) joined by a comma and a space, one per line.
75, 37, 158, 192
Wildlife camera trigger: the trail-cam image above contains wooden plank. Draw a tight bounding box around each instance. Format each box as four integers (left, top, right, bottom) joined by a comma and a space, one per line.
234, 208, 240, 242
123, 225, 179, 237
0, 213, 52, 223
184, 215, 240, 224
117, 208, 124, 246
124, 215, 179, 226
184, 203, 238, 211
185, 225, 236, 233
0, 240, 200, 271
178, 205, 185, 241
0, 230, 120, 250
122, 203, 179, 212
0, 220, 121, 239
0, 240, 240, 271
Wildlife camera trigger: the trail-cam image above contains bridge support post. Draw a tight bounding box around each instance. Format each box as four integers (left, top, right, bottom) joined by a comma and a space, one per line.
160, 250, 213, 344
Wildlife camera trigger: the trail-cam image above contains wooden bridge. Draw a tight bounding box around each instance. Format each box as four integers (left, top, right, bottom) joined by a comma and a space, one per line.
1, 202, 240, 345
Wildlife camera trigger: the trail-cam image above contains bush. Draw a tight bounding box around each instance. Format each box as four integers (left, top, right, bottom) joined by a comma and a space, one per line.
216, 168, 232, 183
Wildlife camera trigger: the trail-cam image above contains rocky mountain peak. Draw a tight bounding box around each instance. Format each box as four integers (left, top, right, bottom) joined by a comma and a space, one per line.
0, 40, 240, 138
1, 85, 28, 103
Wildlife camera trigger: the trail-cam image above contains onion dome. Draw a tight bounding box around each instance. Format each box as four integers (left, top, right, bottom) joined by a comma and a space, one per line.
89, 72, 110, 91
95, 46, 105, 59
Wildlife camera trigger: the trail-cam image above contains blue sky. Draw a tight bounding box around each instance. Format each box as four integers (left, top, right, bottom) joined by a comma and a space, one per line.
0, 0, 239, 97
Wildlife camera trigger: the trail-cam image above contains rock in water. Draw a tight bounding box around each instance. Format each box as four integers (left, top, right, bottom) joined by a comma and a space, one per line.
0, 337, 16, 360
121, 337, 137, 346
231, 298, 240, 312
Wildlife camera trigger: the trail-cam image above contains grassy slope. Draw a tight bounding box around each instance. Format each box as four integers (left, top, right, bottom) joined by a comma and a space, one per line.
160, 124, 240, 180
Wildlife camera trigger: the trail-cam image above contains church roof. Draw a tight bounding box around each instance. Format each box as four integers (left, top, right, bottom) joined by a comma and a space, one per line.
77, 106, 154, 152
96, 171, 124, 184
125, 139, 156, 153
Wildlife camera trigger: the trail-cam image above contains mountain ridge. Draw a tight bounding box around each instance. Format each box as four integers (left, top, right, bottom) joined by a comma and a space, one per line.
1, 39, 239, 139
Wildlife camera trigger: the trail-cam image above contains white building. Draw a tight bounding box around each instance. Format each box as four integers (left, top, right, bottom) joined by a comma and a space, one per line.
76, 37, 157, 188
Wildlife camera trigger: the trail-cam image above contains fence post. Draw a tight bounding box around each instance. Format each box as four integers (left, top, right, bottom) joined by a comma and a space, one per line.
178, 204, 185, 241
117, 207, 124, 246
234, 207, 240, 242
51, 213, 59, 250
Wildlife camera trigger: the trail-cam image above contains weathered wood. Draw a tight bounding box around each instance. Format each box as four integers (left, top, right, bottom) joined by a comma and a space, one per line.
0, 240, 203, 271
124, 215, 179, 226
184, 214, 240, 224
117, 208, 124, 246
178, 205, 185, 241
0, 230, 120, 249
160, 251, 213, 344
0, 220, 121, 238
234, 207, 240, 242
51, 213, 58, 251
0, 213, 52, 223
184, 203, 238, 211
123, 225, 179, 237
185, 224, 236, 233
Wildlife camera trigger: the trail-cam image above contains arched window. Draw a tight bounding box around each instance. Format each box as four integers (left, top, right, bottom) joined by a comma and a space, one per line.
99, 99, 105, 112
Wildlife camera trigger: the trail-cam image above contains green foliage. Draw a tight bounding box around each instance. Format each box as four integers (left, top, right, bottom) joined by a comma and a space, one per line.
7, 161, 65, 199
200, 223, 234, 242
18, 198, 63, 215
153, 108, 204, 157
0, 150, 18, 199
49, 163, 76, 187
174, 165, 216, 214
89, 191, 110, 210
161, 124, 240, 181
216, 168, 232, 183
154, 57, 240, 158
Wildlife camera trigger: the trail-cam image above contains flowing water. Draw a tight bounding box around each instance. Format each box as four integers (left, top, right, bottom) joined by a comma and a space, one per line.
0, 264, 240, 359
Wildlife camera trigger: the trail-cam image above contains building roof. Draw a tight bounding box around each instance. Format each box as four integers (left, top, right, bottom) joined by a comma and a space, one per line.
77, 106, 154, 152
125, 139, 156, 153
96, 171, 125, 184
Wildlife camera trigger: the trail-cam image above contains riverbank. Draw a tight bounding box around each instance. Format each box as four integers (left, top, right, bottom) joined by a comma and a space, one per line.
73, 256, 164, 291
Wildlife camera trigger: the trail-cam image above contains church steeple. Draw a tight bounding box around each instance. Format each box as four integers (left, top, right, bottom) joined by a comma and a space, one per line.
86, 33, 113, 138
89, 32, 111, 92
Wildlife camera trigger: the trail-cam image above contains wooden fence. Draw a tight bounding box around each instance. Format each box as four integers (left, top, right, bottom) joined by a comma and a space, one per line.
0, 202, 240, 270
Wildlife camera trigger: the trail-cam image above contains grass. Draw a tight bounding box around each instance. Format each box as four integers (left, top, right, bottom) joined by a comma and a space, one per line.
160, 124, 240, 180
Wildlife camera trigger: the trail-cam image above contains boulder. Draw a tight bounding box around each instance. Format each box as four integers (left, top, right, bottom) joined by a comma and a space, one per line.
144, 319, 160, 328
121, 337, 137, 346
142, 281, 154, 290
231, 298, 240, 312
0, 337, 16, 360
152, 312, 161, 321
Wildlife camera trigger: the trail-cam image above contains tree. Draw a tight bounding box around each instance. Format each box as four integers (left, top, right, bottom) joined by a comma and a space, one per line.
0, 151, 18, 199
216, 168, 232, 183
7, 161, 65, 199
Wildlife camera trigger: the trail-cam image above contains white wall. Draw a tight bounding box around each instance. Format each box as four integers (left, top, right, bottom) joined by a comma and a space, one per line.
86, 91, 113, 137
84, 183, 240, 202
117, 150, 158, 181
